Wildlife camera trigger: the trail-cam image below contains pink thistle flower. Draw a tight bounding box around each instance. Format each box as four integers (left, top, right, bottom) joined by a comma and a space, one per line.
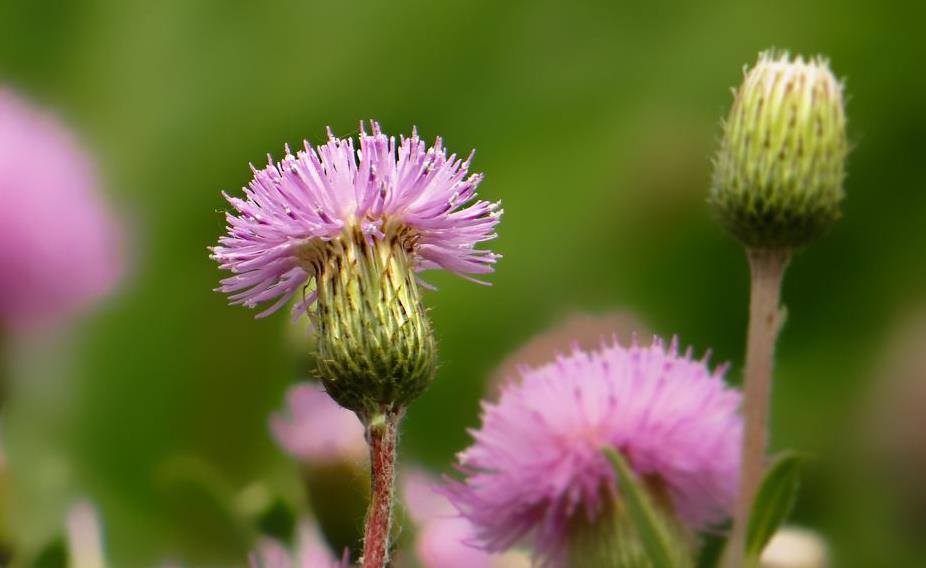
445, 337, 742, 565
0, 89, 121, 329
211, 121, 501, 318
270, 383, 367, 464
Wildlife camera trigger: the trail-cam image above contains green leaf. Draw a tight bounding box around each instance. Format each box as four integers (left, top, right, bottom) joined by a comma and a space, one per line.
695, 520, 729, 568
745, 451, 807, 565
29, 535, 66, 568
256, 496, 297, 545
604, 448, 679, 568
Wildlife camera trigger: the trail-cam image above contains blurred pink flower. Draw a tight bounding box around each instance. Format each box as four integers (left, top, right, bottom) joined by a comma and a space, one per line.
65, 500, 107, 568
250, 519, 348, 568
403, 468, 530, 568
445, 337, 742, 565
0, 88, 121, 330
270, 383, 367, 464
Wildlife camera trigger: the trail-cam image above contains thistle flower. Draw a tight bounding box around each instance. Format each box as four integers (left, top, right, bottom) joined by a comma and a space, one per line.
0, 88, 121, 329
710, 51, 847, 249
211, 121, 501, 416
270, 383, 367, 464
445, 337, 742, 565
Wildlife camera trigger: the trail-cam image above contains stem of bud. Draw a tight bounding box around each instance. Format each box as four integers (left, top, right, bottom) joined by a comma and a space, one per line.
728, 248, 791, 567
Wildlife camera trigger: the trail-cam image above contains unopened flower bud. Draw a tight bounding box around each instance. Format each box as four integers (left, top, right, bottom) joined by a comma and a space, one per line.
711, 51, 848, 249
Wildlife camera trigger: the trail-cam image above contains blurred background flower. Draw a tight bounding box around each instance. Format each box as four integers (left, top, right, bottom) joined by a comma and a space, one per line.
249, 519, 347, 568
401, 468, 531, 568
65, 500, 107, 568
0, 0, 923, 565
271, 384, 367, 465
759, 526, 829, 568
0, 89, 121, 333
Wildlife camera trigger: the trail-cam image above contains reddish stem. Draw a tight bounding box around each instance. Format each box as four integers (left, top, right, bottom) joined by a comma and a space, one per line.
361, 409, 401, 568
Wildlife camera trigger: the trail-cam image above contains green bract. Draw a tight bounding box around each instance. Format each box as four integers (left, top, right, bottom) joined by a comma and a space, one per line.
309, 228, 436, 420
711, 51, 848, 249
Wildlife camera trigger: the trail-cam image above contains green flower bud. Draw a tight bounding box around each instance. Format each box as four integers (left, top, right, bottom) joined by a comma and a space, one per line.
310, 228, 436, 420
711, 51, 848, 249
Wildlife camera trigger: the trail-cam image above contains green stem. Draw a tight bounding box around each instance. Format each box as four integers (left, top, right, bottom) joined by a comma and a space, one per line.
728, 248, 790, 567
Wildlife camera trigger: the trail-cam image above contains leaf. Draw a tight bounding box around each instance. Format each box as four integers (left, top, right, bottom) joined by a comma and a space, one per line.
256, 496, 297, 545
29, 536, 66, 568
695, 520, 729, 568
745, 451, 808, 565
604, 448, 680, 568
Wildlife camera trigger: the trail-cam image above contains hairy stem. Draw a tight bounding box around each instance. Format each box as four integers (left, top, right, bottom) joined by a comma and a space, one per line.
728, 248, 790, 567
361, 409, 401, 568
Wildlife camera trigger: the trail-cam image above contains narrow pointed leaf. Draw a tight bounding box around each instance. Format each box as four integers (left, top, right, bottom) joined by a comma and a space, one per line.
604, 448, 680, 568
745, 451, 807, 565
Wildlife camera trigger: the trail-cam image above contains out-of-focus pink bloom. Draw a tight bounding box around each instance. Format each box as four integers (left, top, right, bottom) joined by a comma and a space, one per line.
250, 519, 348, 568
0, 89, 120, 330
269, 383, 367, 464
211, 121, 501, 318
445, 337, 742, 565
65, 500, 107, 568
403, 469, 531, 568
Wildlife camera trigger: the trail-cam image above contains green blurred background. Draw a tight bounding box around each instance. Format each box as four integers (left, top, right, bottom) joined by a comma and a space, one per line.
1, 0, 925, 566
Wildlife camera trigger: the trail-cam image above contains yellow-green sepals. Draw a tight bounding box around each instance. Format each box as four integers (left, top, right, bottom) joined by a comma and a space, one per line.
710, 50, 848, 249
308, 228, 436, 421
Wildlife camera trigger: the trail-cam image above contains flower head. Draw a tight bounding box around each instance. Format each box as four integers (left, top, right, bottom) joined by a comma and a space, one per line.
710, 51, 848, 249
270, 383, 367, 464
212, 122, 500, 416
211, 121, 501, 319
0, 88, 121, 329
445, 337, 742, 564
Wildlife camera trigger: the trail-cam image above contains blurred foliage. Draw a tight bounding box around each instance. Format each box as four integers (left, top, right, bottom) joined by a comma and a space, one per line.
1, 0, 925, 565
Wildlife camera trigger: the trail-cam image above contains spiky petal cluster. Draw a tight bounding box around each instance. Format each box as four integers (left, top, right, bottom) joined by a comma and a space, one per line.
0, 89, 121, 329
269, 383, 367, 464
211, 121, 501, 318
445, 337, 742, 565
710, 51, 847, 249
